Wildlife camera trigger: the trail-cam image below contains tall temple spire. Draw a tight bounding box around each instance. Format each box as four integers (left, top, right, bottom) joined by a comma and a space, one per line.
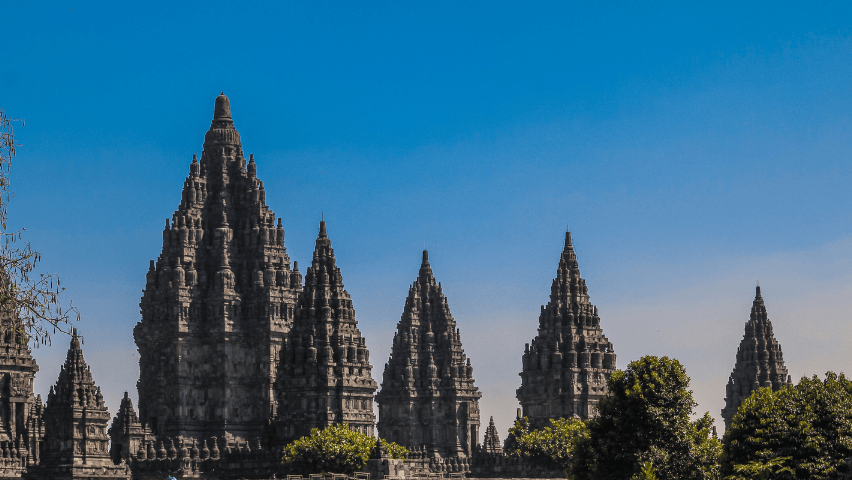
276, 221, 377, 441
377, 250, 481, 458
135, 94, 300, 444
517, 228, 616, 424
722, 286, 791, 431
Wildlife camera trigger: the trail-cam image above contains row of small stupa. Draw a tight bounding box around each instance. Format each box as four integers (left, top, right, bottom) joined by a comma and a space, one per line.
0, 94, 791, 479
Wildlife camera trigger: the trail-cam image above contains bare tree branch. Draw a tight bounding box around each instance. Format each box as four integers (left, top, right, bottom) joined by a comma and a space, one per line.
0, 108, 78, 345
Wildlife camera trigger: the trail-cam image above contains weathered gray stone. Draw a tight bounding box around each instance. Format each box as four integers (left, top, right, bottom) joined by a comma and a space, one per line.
274, 220, 377, 441
721, 286, 791, 431
376, 250, 481, 458
516, 229, 616, 424
25, 330, 130, 479
134, 93, 300, 444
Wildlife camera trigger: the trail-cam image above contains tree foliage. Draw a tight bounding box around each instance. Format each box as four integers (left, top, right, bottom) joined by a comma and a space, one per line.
722, 372, 852, 479
504, 416, 588, 472
571, 355, 722, 480
0, 108, 77, 345
281, 423, 407, 475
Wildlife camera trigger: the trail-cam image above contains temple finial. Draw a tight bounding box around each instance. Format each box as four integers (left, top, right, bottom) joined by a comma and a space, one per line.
319, 219, 327, 236
422, 249, 429, 265
565, 226, 572, 247
214, 92, 231, 119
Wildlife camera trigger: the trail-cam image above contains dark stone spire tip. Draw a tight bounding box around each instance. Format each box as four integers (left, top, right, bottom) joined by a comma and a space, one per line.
214, 93, 232, 119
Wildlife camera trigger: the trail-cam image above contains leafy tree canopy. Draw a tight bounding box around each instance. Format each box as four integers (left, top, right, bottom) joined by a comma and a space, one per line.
722, 372, 852, 479
572, 355, 721, 480
504, 416, 588, 472
281, 423, 407, 475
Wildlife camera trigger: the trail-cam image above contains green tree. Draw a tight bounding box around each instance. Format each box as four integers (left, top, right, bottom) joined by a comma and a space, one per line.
571, 355, 721, 480
281, 423, 408, 475
722, 372, 852, 479
0, 108, 77, 345
504, 416, 588, 472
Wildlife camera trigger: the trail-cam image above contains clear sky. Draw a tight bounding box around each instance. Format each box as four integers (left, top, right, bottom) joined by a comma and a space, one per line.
4, 1, 852, 438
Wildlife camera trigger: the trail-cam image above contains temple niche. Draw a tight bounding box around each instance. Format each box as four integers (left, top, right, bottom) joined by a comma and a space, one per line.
274, 221, 377, 442
376, 250, 481, 458
721, 286, 791, 432
134, 93, 301, 445
516, 229, 616, 425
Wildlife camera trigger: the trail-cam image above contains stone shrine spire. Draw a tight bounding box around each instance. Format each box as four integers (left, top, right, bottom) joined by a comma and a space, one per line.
517, 228, 616, 424
376, 250, 481, 458
275, 221, 377, 441
482, 416, 502, 455
33, 330, 129, 479
134, 94, 300, 444
721, 286, 791, 431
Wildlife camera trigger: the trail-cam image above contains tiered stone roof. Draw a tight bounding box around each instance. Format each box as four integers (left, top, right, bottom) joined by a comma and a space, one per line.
482, 417, 502, 455
275, 221, 377, 441
376, 250, 481, 458
134, 93, 301, 443
516, 229, 616, 424
34, 330, 129, 479
721, 286, 791, 431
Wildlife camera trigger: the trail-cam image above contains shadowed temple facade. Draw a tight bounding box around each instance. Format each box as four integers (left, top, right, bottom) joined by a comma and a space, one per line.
376, 250, 481, 458
516, 230, 617, 424
1, 94, 798, 479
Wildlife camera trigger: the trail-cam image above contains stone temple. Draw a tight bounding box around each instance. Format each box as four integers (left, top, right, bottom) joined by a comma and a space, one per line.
376, 250, 481, 458
274, 220, 377, 441
0, 93, 799, 478
516, 229, 616, 424
134, 93, 300, 444
721, 286, 791, 431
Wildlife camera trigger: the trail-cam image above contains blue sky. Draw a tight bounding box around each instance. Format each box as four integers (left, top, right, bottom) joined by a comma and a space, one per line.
4, 1, 852, 436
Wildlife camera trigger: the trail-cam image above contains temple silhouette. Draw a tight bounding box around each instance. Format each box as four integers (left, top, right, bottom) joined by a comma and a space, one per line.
0, 94, 791, 479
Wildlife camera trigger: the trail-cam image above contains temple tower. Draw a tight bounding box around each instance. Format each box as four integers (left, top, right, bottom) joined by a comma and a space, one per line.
275, 221, 377, 441
0, 308, 43, 475
29, 330, 129, 479
107, 393, 153, 466
721, 286, 791, 431
376, 250, 481, 458
134, 94, 301, 444
482, 417, 502, 455
516, 229, 616, 425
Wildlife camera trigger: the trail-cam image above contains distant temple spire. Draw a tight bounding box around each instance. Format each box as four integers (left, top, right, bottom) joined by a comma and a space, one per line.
377, 249, 481, 458
721, 286, 791, 431
517, 227, 616, 424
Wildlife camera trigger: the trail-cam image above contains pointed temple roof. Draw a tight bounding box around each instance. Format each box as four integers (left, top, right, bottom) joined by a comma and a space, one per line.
722, 286, 791, 431
379, 249, 480, 397
376, 249, 481, 457
517, 228, 616, 424
47, 329, 104, 409
135, 93, 301, 442
483, 416, 502, 455
38, 330, 125, 475
296, 220, 356, 333
110, 392, 141, 434
276, 220, 377, 439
